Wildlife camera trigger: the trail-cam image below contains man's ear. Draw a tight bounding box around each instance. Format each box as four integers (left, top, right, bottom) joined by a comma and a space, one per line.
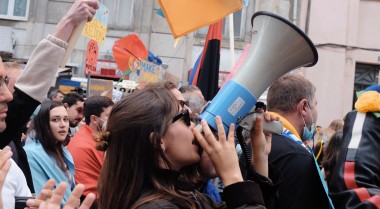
297, 99, 309, 116
63, 103, 69, 109
90, 115, 97, 125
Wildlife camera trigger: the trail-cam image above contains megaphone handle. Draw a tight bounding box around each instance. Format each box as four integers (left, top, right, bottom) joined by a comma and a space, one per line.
239, 113, 283, 135
262, 120, 283, 135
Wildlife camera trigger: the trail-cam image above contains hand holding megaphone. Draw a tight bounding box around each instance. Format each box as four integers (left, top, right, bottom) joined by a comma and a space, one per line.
194, 113, 280, 179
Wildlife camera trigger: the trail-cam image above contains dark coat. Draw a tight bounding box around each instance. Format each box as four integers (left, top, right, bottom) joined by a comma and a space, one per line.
268, 134, 330, 209
138, 182, 266, 209
329, 111, 380, 209
0, 88, 39, 193
135, 168, 275, 209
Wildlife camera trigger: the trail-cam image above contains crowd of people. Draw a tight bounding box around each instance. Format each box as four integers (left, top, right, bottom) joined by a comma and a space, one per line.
0, 0, 379, 209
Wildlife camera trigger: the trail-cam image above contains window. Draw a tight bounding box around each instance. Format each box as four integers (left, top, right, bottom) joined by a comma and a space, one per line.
0, 0, 30, 21
196, 8, 247, 41
353, 63, 380, 109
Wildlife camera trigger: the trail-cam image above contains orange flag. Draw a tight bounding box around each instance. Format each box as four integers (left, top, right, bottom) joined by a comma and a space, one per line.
158, 0, 242, 38
112, 34, 148, 71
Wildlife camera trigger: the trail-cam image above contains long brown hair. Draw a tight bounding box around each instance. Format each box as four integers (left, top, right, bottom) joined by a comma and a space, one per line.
97, 87, 198, 209
322, 131, 343, 182
29, 101, 68, 172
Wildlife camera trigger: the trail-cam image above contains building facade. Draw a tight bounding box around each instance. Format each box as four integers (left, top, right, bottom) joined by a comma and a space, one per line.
1, 0, 379, 127
298, 0, 380, 127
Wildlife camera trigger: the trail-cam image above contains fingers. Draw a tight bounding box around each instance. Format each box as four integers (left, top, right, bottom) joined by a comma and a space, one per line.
0, 160, 11, 185
79, 193, 96, 209
38, 179, 55, 201
193, 123, 211, 154
201, 119, 217, 147
27, 183, 94, 209
227, 123, 235, 147
84, 0, 100, 10
0, 146, 12, 168
49, 182, 69, 205
87, 7, 97, 22
2, 146, 11, 153
215, 116, 227, 143
27, 182, 68, 208
83, 0, 99, 21
253, 116, 263, 133
37, 201, 48, 209
262, 112, 279, 122
193, 117, 235, 152
26, 189, 53, 208
63, 184, 85, 209
42, 179, 56, 190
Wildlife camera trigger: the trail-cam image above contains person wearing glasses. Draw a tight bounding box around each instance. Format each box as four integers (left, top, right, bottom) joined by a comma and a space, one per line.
149, 81, 193, 115
0, 0, 99, 208
96, 84, 277, 209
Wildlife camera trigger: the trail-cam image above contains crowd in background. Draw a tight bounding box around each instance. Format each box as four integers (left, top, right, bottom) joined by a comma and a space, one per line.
0, 0, 380, 209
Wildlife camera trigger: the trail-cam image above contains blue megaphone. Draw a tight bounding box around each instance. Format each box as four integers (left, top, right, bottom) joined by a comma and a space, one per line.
199, 11, 318, 133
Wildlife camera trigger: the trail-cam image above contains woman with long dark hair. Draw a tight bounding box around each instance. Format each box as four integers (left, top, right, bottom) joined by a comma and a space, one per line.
322, 131, 343, 183
25, 101, 75, 205
97, 85, 276, 209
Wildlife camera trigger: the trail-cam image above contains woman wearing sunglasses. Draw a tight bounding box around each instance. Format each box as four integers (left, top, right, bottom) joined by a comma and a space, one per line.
97, 84, 276, 209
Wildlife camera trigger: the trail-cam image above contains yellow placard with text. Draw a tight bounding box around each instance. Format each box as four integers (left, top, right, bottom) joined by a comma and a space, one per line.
89, 78, 113, 99
82, 3, 108, 45
139, 60, 160, 87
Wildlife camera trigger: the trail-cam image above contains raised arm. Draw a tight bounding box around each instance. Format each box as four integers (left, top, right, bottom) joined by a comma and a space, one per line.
0, 0, 99, 148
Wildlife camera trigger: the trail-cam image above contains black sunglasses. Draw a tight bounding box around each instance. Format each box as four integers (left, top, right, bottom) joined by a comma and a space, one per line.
172, 109, 191, 126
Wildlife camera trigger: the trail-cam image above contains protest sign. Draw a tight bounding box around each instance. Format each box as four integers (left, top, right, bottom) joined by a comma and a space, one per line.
58, 79, 81, 94
82, 3, 109, 44
139, 60, 160, 87
89, 78, 113, 99
85, 39, 99, 74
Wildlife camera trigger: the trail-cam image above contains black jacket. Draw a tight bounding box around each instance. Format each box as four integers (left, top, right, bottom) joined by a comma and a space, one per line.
268, 134, 330, 209
0, 88, 39, 193
135, 168, 275, 209
138, 182, 266, 209
329, 111, 380, 209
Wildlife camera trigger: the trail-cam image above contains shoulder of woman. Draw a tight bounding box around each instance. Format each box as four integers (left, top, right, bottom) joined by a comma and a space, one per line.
24, 139, 42, 152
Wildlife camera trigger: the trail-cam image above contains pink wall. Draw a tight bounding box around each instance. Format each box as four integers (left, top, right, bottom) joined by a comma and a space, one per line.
299, 0, 380, 128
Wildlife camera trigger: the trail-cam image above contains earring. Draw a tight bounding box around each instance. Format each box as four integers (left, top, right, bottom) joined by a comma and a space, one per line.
162, 146, 166, 153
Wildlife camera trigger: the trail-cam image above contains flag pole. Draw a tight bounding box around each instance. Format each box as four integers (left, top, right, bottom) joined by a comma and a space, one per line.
228, 14, 235, 71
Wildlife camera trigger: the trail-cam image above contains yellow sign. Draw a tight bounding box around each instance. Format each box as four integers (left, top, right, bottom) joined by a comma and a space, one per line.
82, 3, 108, 45
139, 60, 160, 87
59, 85, 76, 94
89, 78, 113, 99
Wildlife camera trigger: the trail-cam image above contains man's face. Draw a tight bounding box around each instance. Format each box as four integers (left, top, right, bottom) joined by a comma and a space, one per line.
0, 58, 14, 132
97, 105, 112, 130
170, 88, 192, 114
65, 100, 84, 127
